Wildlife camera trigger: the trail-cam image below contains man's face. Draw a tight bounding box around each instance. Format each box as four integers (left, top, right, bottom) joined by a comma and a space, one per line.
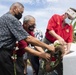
24, 18, 36, 31
64, 13, 73, 24
14, 6, 24, 20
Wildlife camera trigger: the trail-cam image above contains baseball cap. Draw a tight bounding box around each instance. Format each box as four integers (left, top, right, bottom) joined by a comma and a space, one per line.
66, 8, 76, 19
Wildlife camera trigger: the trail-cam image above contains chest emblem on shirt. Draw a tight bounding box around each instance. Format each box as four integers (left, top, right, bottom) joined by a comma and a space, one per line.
57, 22, 60, 25
66, 29, 69, 33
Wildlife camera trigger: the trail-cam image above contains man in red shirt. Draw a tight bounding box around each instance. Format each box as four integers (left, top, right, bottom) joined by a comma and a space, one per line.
16, 15, 50, 75
23, 15, 45, 75
44, 8, 76, 54
43, 8, 76, 75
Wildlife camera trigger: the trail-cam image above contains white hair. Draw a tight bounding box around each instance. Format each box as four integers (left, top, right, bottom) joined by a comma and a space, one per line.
23, 15, 35, 23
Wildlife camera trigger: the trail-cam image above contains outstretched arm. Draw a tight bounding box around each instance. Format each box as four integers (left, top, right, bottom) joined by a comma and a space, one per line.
24, 36, 55, 52
24, 46, 50, 61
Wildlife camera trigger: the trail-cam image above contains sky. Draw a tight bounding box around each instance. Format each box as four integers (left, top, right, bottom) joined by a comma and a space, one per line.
0, 0, 76, 36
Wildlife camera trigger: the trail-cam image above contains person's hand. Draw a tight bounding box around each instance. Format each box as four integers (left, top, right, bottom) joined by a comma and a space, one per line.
64, 50, 70, 55
48, 44, 55, 52
40, 52, 51, 62
58, 37, 66, 45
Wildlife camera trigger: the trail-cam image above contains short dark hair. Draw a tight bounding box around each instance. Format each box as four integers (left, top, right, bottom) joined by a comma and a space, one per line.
10, 2, 24, 9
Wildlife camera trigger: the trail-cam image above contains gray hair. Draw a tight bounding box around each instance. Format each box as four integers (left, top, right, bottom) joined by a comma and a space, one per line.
23, 15, 35, 23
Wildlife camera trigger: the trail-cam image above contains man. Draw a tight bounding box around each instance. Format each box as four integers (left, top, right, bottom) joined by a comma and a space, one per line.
0, 2, 54, 75
44, 8, 76, 54
22, 15, 45, 75
43, 8, 76, 75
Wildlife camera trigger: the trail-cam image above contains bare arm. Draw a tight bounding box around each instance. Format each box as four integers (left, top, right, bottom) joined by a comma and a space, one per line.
24, 46, 50, 61
34, 46, 45, 53
49, 30, 66, 45
64, 43, 71, 55
67, 43, 71, 51
24, 36, 55, 52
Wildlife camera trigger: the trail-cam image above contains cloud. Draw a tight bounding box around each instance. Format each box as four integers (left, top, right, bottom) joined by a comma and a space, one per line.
0, 4, 6, 8
23, 5, 64, 19
0, 0, 76, 35
22, 3, 65, 35
46, 0, 58, 2
0, 4, 9, 16
0, 0, 33, 4
0, 0, 58, 5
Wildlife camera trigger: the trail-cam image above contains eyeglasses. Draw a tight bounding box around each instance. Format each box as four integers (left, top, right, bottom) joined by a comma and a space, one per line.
27, 23, 36, 26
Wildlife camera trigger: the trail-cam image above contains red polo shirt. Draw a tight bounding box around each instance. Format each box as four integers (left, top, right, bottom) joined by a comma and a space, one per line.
61, 24, 73, 43
16, 40, 28, 56
45, 14, 73, 43
17, 31, 34, 56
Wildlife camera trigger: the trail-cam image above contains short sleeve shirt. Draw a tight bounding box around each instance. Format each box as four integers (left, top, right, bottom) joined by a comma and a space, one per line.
0, 12, 29, 49
16, 31, 34, 56
17, 30, 43, 56
45, 14, 73, 43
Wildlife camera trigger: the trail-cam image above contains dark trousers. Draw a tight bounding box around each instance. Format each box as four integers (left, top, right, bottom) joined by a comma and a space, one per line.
55, 62, 63, 75
0, 49, 24, 75
29, 54, 39, 75
16, 56, 24, 75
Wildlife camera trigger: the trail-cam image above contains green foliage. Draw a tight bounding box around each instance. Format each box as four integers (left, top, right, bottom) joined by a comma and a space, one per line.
71, 18, 76, 42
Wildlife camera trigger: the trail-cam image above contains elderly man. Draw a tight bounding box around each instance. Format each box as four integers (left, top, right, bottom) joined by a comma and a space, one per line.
0, 2, 55, 75
22, 15, 44, 75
